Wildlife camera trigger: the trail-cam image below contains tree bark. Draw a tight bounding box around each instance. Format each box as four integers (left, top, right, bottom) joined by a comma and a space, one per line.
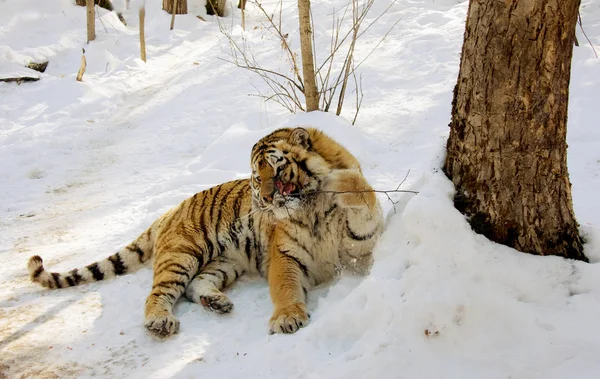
163, 0, 187, 14
206, 0, 226, 17
298, 0, 320, 112
86, 0, 95, 43
443, 0, 586, 261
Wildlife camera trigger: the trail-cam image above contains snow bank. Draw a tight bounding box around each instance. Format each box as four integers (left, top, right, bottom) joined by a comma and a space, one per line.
177, 171, 600, 379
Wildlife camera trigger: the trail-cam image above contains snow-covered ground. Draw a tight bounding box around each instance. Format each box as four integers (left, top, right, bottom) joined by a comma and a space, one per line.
1, 0, 599, 377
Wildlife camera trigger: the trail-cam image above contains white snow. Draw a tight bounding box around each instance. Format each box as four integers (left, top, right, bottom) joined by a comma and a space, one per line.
1, 0, 599, 378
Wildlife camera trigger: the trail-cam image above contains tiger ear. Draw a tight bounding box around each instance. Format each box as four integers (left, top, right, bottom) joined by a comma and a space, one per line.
288, 128, 311, 149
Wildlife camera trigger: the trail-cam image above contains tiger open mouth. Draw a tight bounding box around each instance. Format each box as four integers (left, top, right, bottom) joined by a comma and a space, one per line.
274, 180, 300, 197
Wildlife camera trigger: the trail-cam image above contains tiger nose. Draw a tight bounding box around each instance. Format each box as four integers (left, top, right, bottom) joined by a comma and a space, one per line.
262, 195, 273, 203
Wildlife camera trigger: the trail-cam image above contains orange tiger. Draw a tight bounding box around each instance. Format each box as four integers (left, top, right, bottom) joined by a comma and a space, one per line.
27, 127, 384, 337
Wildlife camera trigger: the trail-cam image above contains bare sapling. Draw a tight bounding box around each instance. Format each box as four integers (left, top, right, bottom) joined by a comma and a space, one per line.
298, 0, 319, 111
240, 0, 247, 30
218, 1, 306, 112
140, 6, 147, 62
318, 0, 399, 117
219, 0, 398, 117
170, 0, 178, 29
86, 0, 95, 43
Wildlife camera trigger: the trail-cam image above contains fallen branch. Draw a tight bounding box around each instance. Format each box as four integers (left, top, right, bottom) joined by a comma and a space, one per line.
0, 76, 39, 84
27, 61, 49, 73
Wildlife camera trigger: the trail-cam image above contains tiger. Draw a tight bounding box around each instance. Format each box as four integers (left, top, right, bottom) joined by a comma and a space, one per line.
27, 127, 384, 337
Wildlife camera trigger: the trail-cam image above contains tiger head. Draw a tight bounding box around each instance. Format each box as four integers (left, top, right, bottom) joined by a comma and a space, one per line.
250, 128, 332, 218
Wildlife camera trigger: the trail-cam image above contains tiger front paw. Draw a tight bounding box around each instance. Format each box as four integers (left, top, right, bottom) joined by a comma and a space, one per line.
323, 169, 377, 209
144, 313, 180, 338
269, 302, 310, 334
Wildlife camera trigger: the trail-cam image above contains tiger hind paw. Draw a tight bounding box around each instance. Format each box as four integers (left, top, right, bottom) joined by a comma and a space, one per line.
199, 292, 234, 314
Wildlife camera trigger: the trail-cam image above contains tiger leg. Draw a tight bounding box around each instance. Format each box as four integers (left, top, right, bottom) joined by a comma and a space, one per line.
267, 228, 311, 334
323, 168, 378, 209
184, 256, 244, 314
325, 169, 383, 275
144, 246, 202, 338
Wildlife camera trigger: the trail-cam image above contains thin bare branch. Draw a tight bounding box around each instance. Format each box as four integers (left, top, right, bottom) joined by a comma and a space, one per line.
288, 185, 418, 214
353, 16, 402, 72
396, 169, 411, 191
578, 12, 599, 59
290, 188, 419, 196
218, 57, 305, 93
351, 71, 363, 125
253, 0, 304, 85
336, 0, 359, 115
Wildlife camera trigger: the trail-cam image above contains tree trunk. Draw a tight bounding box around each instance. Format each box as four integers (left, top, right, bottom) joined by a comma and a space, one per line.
86, 0, 95, 43
163, 0, 187, 14
206, 0, 226, 17
298, 0, 320, 112
443, 0, 586, 261
239, 0, 247, 30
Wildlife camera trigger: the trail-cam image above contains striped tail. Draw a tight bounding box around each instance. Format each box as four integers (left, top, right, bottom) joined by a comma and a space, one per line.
27, 229, 153, 289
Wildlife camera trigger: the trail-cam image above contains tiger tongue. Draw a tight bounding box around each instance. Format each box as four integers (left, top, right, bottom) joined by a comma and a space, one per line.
275, 180, 296, 196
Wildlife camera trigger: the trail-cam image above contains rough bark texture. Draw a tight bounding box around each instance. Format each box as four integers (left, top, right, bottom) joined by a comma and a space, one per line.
443, 0, 586, 261
298, 0, 320, 112
162, 0, 187, 15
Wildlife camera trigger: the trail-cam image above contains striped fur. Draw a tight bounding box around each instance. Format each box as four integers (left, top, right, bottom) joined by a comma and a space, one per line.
27, 127, 383, 337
